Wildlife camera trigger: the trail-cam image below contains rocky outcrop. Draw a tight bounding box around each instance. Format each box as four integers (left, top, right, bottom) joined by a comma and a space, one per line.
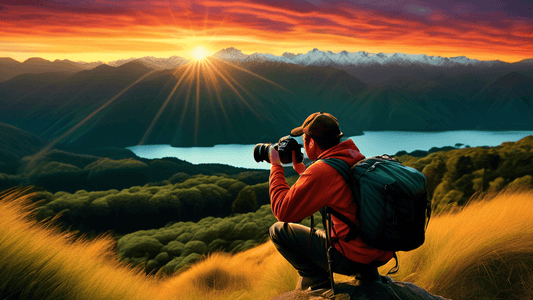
273, 276, 450, 300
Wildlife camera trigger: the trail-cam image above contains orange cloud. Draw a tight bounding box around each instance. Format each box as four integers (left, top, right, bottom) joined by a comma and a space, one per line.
0, 0, 531, 63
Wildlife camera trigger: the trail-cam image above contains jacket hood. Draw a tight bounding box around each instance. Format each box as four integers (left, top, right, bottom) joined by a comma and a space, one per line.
316, 139, 365, 164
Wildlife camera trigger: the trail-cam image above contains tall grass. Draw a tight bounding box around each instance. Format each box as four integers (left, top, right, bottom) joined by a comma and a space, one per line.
0, 188, 160, 300
384, 188, 533, 300
1, 188, 532, 300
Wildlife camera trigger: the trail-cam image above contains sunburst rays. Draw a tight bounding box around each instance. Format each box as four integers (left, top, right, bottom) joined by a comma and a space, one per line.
30, 70, 157, 165
138, 56, 290, 146
29, 53, 294, 167
31, 1, 296, 157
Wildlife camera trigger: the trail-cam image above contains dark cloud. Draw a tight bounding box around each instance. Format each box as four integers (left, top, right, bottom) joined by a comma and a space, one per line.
0, 0, 51, 5
322, 0, 532, 19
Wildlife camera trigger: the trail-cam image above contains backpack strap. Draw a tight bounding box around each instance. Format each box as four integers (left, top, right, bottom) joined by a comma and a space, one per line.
319, 158, 360, 242
387, 252, 400, 276
322, 158, 401, 276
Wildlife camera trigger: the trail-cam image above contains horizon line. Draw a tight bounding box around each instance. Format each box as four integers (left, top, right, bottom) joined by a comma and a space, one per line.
2, 47, 532, 65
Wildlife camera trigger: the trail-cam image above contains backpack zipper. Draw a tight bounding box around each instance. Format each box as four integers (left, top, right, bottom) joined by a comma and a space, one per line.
367, 162, 380, 172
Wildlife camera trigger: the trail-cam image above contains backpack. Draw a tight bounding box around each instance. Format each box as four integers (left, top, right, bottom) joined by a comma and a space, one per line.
321, 155, 431, 252
314, 155, 431, 279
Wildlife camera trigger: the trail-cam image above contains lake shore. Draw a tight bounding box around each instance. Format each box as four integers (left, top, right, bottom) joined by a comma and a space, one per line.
128, 131, 533, 170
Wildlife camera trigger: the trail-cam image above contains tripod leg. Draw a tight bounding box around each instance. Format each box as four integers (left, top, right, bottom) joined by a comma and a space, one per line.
327, 245, 335, 295
325, 209, 335, 296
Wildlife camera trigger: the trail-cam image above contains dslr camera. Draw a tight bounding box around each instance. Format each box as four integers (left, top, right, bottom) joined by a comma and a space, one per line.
253, 136, 304, 164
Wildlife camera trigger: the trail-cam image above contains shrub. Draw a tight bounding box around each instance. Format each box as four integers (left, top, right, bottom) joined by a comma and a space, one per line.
215, 219, 236, 237
169, 172, 190, 184
232, 171, 270, 185
175, 175, 222, 189
422, 158, 446, 198
115, 204, 278, 274
86, 158, 150, 190
508, 175, 533, 190
235, 222, 261, 240
160, 241, 185, 256
230, 239, 256, 253
181, 241, 208, 257
196, 184, 231, 206
176, 232, 193, 244
232, 186, 257, 214
154, 252, 170, 264
191, 227, 220, 244
175, 253, 203, 273
250, 182, 269, 206
435, 190, 463, 213
117, 236, 163, 258
488, 177, 506, 194
208, 239, 230, 252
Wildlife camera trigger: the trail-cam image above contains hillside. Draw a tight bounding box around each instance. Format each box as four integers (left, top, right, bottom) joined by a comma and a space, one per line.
1, 58, 533, 148
397, 135, 533, 213
1, 188, 532, 300
0, 57, 92, 82
0, 122, 47, 189
0, 59, 365, 148
0, 136, 522, 281
469, 72, 533, 129
0, 122, 47, 161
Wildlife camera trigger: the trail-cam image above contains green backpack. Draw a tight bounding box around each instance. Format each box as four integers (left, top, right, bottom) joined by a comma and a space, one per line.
321, 155, 431, 253
312, 155, 431, 294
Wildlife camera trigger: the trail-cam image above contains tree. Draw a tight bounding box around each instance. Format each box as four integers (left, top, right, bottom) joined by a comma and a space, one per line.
232, 186, 257, 214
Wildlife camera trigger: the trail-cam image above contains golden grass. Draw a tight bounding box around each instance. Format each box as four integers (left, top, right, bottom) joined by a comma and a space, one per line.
1, 188, 533, 300
156, 242, 297, 300
0, 188, 160, 300
382, 188, 533, 300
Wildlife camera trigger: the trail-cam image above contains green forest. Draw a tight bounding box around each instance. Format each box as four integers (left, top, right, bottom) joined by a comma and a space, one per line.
2, 136, 532, 276
397, 136, 533, 213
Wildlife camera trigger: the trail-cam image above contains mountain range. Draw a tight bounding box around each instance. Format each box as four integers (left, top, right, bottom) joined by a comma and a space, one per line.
216, 47, 508, 67
212, 48, 533, 83
0, 48, 532, 149
3, 48, 532, 83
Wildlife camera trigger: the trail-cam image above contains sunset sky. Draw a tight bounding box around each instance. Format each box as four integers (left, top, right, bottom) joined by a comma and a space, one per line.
1, 0, 532, 63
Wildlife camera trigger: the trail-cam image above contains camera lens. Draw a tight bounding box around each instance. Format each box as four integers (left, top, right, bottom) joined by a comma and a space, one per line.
253, 143, 272, 163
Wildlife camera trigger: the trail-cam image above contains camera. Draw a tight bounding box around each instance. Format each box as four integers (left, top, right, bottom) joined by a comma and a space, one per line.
254, 136, 304, 164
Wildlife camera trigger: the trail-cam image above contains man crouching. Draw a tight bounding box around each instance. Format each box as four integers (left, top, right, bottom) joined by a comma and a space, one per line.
268, 112, 393, 292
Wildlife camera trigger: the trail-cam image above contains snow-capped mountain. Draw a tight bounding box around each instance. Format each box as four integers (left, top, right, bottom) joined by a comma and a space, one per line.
210, 47, 518, 83
212, 47, 253, 62
213, 47, 506, 68
61, 47, 509, 71
1, 48, 524, 83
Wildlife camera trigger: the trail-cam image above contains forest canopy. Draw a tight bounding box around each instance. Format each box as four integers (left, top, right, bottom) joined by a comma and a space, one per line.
396, 135, 533, 213
33, 174, 273, 234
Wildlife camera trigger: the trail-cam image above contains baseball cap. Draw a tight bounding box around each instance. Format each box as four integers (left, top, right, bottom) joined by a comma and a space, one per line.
290, 112, 343, 139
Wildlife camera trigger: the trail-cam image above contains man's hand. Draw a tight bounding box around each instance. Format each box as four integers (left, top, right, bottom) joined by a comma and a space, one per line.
292, 151, 306, 174
269, 147, 282, 165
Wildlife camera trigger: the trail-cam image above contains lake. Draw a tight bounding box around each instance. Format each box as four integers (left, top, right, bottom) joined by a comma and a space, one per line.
127, 131, 533, 170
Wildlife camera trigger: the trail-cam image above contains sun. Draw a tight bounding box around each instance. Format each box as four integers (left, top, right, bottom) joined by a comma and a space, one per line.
190, 46, 210, 61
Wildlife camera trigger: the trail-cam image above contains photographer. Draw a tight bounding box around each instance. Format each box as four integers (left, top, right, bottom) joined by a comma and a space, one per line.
267, 112, 394, 292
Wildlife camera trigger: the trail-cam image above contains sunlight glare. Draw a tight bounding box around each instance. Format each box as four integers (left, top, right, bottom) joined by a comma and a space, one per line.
190, 46, 210, 61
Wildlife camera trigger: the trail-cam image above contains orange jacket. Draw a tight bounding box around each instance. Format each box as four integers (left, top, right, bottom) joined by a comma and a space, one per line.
269, 139, 394, 264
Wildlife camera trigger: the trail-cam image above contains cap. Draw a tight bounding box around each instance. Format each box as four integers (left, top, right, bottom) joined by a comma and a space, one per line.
291, 112, 343, 139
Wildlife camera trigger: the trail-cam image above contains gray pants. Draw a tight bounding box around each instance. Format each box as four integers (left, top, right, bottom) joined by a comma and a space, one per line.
269, 222, 383, 288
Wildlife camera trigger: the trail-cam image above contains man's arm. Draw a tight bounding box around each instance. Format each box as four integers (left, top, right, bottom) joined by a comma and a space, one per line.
269, 162, 336, 222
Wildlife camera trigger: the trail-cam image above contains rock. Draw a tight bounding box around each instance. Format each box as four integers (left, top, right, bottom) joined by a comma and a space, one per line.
272, 276, 450, 300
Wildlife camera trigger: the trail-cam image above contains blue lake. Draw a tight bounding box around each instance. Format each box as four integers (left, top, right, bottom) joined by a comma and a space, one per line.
127, 131, 533, 170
